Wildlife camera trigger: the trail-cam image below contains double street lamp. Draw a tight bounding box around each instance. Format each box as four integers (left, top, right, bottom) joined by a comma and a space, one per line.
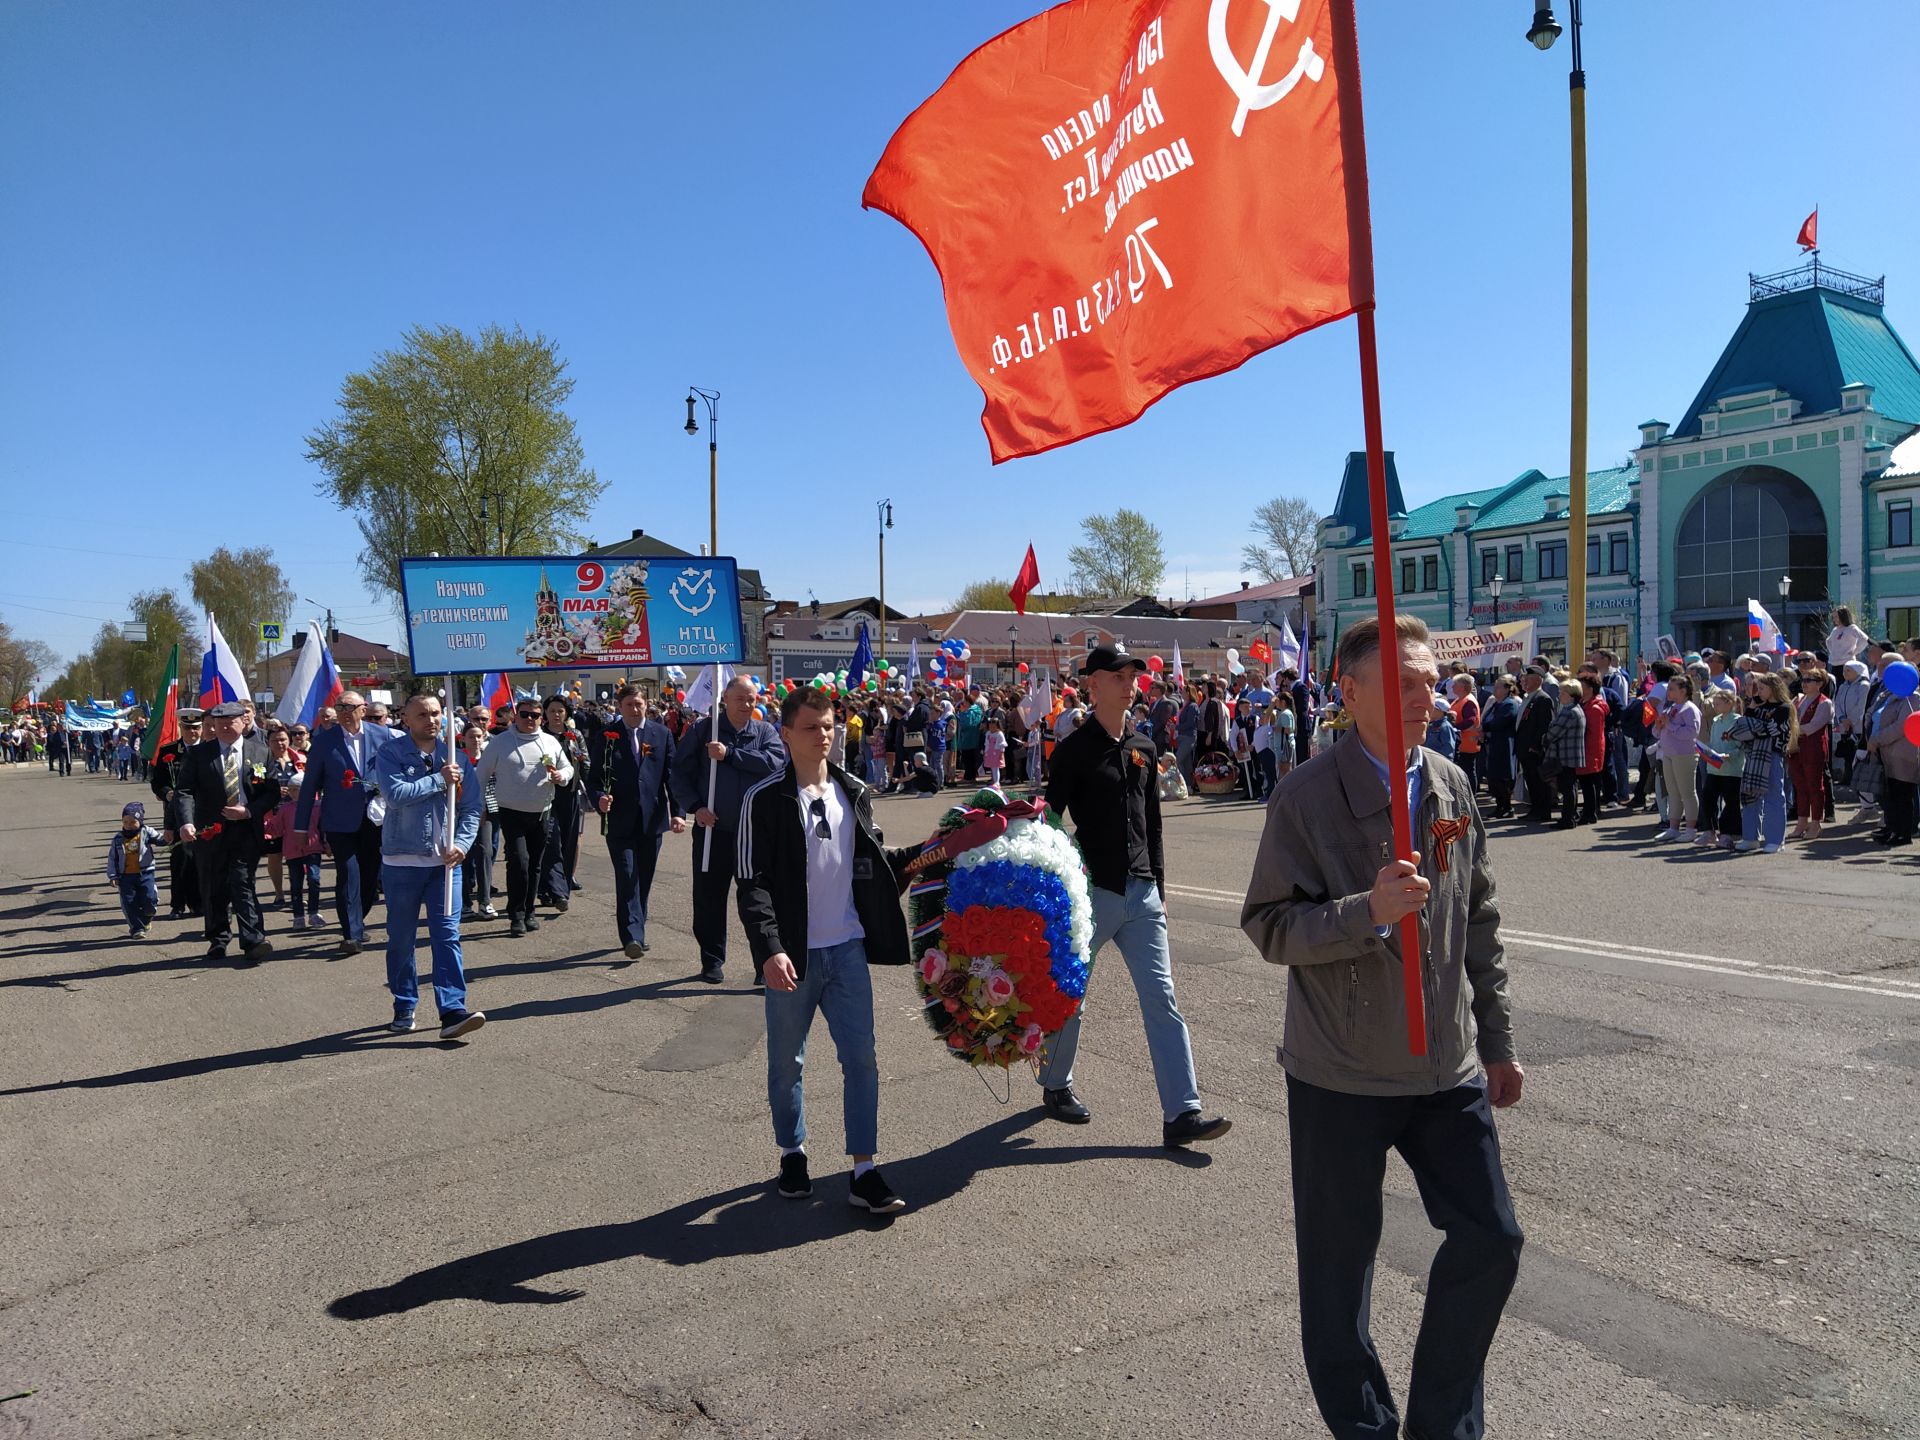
684, 387, 720, 557
1527, 2, 1590, 665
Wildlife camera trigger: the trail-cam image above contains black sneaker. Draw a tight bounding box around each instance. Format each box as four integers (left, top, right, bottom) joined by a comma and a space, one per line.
1042, 1086, 1091, 1124
777, 1152, 812, 1199
439, 1008, 486, 1041
698, 960, 724, 985
847, 1167, 905, 1214
240, 940, 273, 966
509, 916, 528, 937
525, 913, 542, 932
549, 896, 569, 913
1163, 1110, 1232, 1148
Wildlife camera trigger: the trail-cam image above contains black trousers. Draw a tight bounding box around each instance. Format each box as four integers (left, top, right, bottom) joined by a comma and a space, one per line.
690, 825, 736, 971
542, 785, 582, 901
607, 826, 664, 948
1519, 756, 1552, 817
959, 746, 983, 784
196, 833, 266, 953
1885, 776, 1918, 841
168, 841, 201, 914
1485, 763, 1513, 815
496, 807, 549, 920
324, 819, 383, 942
1287, 1073, 1523, 1440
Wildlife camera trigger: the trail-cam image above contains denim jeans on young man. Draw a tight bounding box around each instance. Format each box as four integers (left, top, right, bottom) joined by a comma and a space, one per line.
765, 936, 880, 1155
1740, 754, 1788, 848
381, 861, 468, 1015
1036, 876, 1201, 1122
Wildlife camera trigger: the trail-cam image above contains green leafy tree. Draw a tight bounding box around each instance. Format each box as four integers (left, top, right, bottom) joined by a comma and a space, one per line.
306, 324, 605, 611
127, 588, 202, 701
1066, 509, 1166, 598
187, 546, 294, 675
0, 618, 57, 707
949, 579, 1080, 614
1241, 495, 1319, 581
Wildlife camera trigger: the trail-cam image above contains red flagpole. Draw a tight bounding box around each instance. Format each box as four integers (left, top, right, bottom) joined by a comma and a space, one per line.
1330, 0, 1427, 1057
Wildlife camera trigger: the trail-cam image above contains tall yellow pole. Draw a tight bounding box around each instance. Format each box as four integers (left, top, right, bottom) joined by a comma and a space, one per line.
1567, 61, 1589, 663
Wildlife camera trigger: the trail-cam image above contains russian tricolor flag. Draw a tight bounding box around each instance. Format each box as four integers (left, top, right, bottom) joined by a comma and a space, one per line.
1747, 598, 1787, 655
1695, 738, 1727, 771
197, 613, 252, 709
280, 621, 343, 727
479, 671, 513, 714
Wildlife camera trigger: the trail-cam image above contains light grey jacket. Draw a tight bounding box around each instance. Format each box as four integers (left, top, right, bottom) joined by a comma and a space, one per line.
1241, 736, 1513, 1096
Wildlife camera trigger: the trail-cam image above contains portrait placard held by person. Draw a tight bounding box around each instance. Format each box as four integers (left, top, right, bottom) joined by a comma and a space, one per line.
1242, 615, 1524, 1440
167, 701, 282, 965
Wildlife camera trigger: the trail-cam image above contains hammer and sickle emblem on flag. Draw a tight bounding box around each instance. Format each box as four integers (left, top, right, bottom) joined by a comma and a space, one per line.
1429, 816, 1471, 874
1208, 0, 1327, 137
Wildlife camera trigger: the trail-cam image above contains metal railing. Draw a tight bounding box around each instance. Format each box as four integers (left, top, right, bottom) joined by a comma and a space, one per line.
1749, 258, 1885, 305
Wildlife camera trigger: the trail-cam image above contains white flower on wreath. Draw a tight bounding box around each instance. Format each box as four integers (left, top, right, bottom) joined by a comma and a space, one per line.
953, 815, 1094, 965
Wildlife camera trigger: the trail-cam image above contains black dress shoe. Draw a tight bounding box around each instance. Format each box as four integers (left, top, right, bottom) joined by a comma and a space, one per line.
203, 948, 228, 964
509, 917, 527, 937
1163, 1110, 1232, 1147
525, 913, 542, 931
699, 960, 724, 985
1042, 1086, 1091, 1123
240, 940, 273, 965
623, 941, 646, 959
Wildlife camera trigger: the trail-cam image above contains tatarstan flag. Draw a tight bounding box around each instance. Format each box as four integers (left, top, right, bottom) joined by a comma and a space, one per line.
140, 644, 181, 764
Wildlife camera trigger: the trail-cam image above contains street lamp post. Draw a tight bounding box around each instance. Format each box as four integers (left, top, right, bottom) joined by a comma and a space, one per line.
876, 499, 894, 662
1008, 622, 1019, 682
1528, 2, 1589, 666
1779, 573, 1793, 652
1489, 573, 1504, 627
684, 387, 720, 558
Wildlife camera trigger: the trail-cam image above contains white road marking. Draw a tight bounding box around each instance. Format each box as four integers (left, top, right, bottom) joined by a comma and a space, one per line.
1165, 888, 1920, 1002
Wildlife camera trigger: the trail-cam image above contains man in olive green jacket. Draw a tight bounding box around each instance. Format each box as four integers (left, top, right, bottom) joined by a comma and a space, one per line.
1242, 615, 1524, 1440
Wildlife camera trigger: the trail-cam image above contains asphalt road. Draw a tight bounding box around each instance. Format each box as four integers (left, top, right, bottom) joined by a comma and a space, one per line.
1, 761, 1915, 1439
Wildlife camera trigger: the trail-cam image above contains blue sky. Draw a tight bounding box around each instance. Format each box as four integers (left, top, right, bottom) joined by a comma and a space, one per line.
3, 0, 1915, 671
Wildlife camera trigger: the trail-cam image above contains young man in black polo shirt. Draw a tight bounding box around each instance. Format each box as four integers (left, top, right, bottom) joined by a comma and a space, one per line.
1035, 644, 1231, 1148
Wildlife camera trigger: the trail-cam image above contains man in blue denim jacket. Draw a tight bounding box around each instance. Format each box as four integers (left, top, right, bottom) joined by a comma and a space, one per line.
372, 693, 484, 1040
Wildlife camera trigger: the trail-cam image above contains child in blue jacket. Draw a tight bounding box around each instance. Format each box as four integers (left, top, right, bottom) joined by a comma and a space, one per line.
108, 801, 163, 938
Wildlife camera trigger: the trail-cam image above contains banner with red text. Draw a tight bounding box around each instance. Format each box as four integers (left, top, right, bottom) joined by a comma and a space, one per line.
864, 0, 1356, 462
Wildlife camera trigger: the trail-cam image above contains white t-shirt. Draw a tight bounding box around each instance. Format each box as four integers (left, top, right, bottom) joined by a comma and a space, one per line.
799, 778, 864, 950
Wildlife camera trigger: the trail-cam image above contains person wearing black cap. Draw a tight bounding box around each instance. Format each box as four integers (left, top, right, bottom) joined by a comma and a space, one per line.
151, 710, 203, 919
168, 701, 279, 963
1033, 643, 1231, 1148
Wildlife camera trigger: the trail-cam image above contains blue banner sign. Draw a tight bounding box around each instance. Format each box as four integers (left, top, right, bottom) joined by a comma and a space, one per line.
399, 555, 744, 672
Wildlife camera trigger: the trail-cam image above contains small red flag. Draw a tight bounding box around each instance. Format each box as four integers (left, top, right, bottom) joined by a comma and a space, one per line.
864, 0, 1358, 462
1009, 545, 1042, 615
1797, 207, 1818, 252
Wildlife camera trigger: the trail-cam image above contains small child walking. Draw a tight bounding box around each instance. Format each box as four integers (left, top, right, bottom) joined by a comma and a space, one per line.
982, 716, 1006, 789
108, 801, 163, 938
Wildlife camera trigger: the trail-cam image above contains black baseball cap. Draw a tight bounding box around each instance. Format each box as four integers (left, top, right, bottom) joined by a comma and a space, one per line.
1080, 644, 1145, 677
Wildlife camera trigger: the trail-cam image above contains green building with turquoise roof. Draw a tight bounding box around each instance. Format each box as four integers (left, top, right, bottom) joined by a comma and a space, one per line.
1313, 259, 1920, 665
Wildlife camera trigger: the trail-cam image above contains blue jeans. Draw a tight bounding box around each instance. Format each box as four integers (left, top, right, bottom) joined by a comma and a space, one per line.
117, 872, 158, 930
765, 937, 880, 1156
1036, 876, 1201, 1122
1740, 754, 1788, 847
287, 854, 321, 920
381, 861, 468, 1015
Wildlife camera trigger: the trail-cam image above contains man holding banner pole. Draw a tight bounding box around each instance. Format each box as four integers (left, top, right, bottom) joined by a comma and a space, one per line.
671, 671, 784, 986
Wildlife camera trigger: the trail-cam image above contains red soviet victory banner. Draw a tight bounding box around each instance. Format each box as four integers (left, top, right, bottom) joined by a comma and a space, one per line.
863, 0, 1360, 463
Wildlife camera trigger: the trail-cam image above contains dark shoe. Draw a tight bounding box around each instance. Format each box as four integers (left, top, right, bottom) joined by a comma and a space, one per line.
1043, 1087, 1091, 1124
509, 916, 528, 937
1163, 1110, 1233, 1147
240, 940, 272, 966
550, 897, 569, 913
389, 1007, 417, 1034
525, 913, 542, 932
204, 948, 228, 964
777, 1152, 812, 1199
699, 960, 724, 985
1869, 830, 1893, 844
1555, 818, 1576, 829
568, 879, 583, 892
439, 1008, 486, 1041
1884, 835, 1913, 848
847, 1167, 906, 1214
332, 939, 361, 959
623, 941, 646, 959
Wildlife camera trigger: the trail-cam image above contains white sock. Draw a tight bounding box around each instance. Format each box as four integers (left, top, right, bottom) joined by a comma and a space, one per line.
781, 1145, 805, 1158
852, 1160, 874, 1178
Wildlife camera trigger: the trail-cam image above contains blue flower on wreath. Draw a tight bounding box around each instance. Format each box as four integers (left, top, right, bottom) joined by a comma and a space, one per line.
947, 860, 1088, 1000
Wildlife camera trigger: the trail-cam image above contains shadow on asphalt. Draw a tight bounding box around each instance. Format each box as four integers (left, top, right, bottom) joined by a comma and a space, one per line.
0, 972, 748, 1096
326, 1110, 1209, 1319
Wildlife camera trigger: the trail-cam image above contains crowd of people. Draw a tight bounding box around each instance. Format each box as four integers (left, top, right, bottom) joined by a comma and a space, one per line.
2, 714, 146, 774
